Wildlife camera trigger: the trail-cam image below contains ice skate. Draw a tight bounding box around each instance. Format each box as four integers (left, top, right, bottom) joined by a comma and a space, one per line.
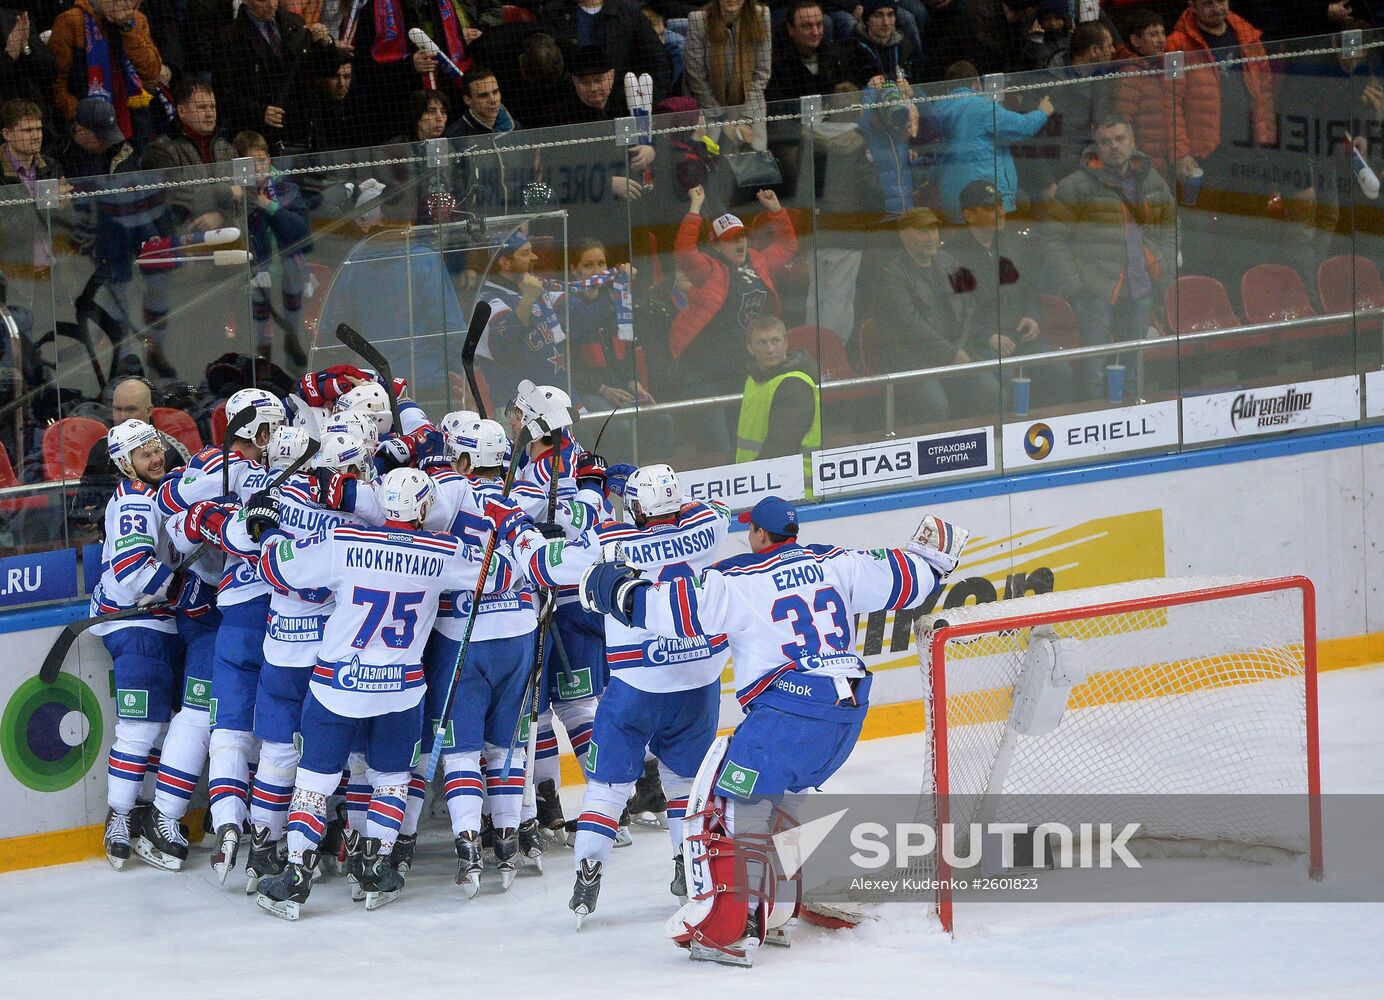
128, 800, 153, 844
614, 807, 632, 848
255, 850, 319, 921
390, 833, 416, 875
517, 817, 544, 873
480, 813, 495, 854
104, 809, 132, 871
210, 823, 241, 886
688, 910, 761, 968
319, 806, 348, 876
134, 805, 189, 872
669, 854, 687, 903
537, 779, 568, 846
493, 827, 519, 890
243, 824, 284, 894
765, 917, 796, 947
628, 759, 667, 827
359, 838, 404, 910
570, 858, 602, 929
454, 831, 482, 898
344, 828, 366, 901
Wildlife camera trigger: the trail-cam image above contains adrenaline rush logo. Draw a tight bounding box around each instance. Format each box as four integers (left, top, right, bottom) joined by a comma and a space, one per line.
1230, 387, 1313, 431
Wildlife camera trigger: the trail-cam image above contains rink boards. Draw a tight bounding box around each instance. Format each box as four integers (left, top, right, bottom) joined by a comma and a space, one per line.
5, 424, 1384, 870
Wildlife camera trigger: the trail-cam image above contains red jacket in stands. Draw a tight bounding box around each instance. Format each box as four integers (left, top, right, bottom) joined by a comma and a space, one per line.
1166, 7, 1277, 159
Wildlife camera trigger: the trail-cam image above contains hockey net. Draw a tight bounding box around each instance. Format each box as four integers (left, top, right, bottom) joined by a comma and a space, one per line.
912, 575, 1322, 933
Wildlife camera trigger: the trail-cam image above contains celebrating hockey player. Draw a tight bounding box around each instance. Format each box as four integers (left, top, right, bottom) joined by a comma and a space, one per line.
93, 420, 183, 871
579, 497, 969, 965
514, 463, 730, 928
157, 387, 284, 883
250, 468, 517, 919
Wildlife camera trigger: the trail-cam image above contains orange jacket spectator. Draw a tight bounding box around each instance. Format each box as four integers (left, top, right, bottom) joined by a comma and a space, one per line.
1165, 5, 1276, 159
47, 0, 162, 129
1112, 44, 1192, 175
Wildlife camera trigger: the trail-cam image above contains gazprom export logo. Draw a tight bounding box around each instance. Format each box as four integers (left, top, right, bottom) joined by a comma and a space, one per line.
1023, 423, 1055, 460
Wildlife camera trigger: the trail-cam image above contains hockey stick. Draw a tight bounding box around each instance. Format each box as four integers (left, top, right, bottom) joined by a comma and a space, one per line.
421, 424, 533, 783
460, 300, 493, 419
335, 323, 403, 435
38, 405, 259, 683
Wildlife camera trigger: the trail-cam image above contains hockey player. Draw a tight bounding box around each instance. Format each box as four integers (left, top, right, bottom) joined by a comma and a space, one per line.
579, 496, 969, 965
94, 420, 184, 871
514, 464, 730, 928
507, 382, 605, 842
422, 416, 539, 895
244, 426, 375, 893
251, 468, 517, 919
157, 386, 284, 883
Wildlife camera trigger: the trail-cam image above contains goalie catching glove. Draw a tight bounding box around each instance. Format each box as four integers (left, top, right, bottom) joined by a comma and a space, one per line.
906, 513, 969, 577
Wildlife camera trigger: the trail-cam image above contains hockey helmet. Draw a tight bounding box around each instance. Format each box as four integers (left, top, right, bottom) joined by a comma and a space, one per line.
438, 409, 480, 462
333, 381, 393, 436
454, 418, 510, 469
225, 387, 286, 443
511, 380, 572, 439
381, 467, 435, 524
107, 419, 161, 480
326, 409, 379, 458
266, 425, 312, 471
314, 428, 372, 478
626, 464, 681, 525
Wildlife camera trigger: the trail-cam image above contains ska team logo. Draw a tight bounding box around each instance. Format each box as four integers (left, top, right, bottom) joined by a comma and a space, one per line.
1024, 422, 1055, 460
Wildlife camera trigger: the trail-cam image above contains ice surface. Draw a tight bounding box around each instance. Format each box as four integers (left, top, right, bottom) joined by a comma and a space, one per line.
2, 667, 1382, 1000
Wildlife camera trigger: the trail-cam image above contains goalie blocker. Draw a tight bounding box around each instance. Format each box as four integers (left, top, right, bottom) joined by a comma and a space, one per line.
580, 499, 969, 966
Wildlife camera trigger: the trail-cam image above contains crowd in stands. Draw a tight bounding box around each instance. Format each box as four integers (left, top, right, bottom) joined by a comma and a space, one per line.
1, 0, 1383, 540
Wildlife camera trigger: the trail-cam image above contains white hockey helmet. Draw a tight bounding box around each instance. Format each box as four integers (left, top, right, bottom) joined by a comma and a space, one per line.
511, 380, 572, 439
380, 467, 435, 524
313, 428, 372, 478
225, 387, 286, 442
626, 464, 682, 524
107, 419, 161, 479
266, 425, 312, 471
333, 381, 393, 435
326, 409, 379, 457
455, 418, 510, 469
438, 409, 480, 461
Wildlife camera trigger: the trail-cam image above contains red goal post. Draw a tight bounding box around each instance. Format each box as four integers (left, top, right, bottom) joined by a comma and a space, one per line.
916, 575, 1323, 934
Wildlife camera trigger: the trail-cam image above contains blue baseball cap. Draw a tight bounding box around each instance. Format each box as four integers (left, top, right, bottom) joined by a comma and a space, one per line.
739, 496, 799, 536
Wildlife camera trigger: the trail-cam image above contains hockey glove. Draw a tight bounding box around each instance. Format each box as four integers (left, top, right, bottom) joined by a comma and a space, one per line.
243, 491, 283, 544
185, 499, 236, 547
376, 434, 414, 471
532, 520, 566, 540
605, 463, 637, 498
579, 560, 648, 628
906, 514, 970, 578
483, 498, 532, 544
299, 364, 371, 408
573, 451, 608, 492
315, 471, 358, 511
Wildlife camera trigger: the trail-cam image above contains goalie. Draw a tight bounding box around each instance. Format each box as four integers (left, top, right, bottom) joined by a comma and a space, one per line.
579, 497, 969, 967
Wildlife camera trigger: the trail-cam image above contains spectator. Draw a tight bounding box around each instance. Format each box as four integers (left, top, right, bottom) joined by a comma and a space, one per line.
1045, 113, 1173, 399
1113, 7, 1180, 176
214, 0, 335, 152
445, 66, 528, 217
844, 0, 922, 88
47, 0, 169, 151
1024, 0, 1072, 69
478, 230, 568, 407
350, 0, 472, 145
232, 130, 311, 368
69, 374, 192, 538
141, 79, 237, 377
686, 0, 772, 151
0, 98, 63, 329
283, 40, 361, 155
502, 31, 569, 130
927, 0, 1041, 80
735, 314, 820, 478
671, 184, 798, 405
1165, 0, 1277, 281
538, 0, 673, 112
65, 97, 170, 378
766, 0, 850, 105
944, 178, 1072, 409
553, 46, 654, 203
447, 65, 519, 136
643, 7, 686, 89
931, 60, 1052, 222
874, 207, 998, 422
1025, 19, 1116, 203
0, 9, 58, 130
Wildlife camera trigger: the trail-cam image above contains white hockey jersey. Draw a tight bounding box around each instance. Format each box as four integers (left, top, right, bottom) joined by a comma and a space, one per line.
157, 446, 276, 607
261, 476, 365, 668
90, 480, 177, 636
634, 541, 943, 710
258, 524, 516, 718
520, 500, 731, 693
